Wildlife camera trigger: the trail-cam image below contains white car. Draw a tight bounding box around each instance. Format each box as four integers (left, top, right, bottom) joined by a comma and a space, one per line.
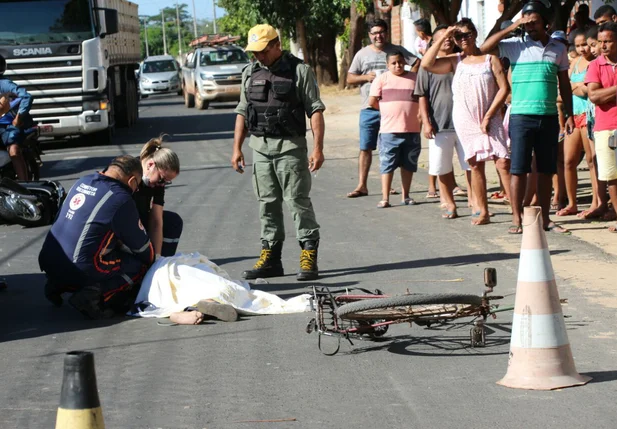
139, 55, 182, 98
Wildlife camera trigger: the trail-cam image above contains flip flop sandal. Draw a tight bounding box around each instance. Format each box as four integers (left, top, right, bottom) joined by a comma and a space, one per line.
556, 207, 578, 216
377, 200, 392, 208
425, 192, 439, 198
390, 189, 400, 195
453, 188, 467, 196
401, 198, 417, 206
544, 224, 572, 235
442, 210, 458, 219
608, 225, 617, 233
508, 225, 523, 234
347, 190, 368, 198
472, 211, 495, 218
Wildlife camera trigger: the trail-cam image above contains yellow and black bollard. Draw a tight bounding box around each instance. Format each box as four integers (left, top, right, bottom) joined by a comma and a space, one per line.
55, 351, 105, 429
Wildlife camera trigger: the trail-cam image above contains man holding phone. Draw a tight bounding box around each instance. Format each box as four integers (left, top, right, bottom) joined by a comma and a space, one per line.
585, 22, 617, 233
481, 0, 573, 235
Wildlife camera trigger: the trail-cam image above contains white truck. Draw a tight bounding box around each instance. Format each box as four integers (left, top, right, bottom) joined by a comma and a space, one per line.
0, 0, 141, 145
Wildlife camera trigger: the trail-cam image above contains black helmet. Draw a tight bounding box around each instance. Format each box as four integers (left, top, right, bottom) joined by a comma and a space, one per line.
0, 55, 5, 76
522, 0, 552, 24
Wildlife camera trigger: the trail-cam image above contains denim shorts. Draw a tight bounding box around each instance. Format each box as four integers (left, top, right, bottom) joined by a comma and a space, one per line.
509, 114, 559, 174
379, 133, 421, 174
359, 108, 380, 151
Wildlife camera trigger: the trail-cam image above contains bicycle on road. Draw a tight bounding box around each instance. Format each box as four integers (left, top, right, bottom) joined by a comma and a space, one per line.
305, 268, 512, 355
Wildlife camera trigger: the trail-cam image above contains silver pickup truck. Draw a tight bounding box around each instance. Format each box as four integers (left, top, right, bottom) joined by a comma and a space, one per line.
181, 45, 250, 110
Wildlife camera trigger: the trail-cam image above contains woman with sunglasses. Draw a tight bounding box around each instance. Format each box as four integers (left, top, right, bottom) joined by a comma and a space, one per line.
135, 137, 182, 258
421, 18, 511, 226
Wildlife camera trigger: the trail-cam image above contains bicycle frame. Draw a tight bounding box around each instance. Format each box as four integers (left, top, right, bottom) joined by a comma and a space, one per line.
305, 269, 511, 355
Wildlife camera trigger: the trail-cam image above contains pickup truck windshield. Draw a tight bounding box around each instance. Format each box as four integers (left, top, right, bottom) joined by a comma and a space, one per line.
143, 61, 177, 73
0, 0, 94, 45
200, 50, 249, 66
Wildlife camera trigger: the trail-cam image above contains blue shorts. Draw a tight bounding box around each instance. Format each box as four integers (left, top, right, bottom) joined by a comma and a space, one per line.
379, 133, 421, 174
359, 108, 380, 151
0, 126, 24, 147
509, 114, 559, 175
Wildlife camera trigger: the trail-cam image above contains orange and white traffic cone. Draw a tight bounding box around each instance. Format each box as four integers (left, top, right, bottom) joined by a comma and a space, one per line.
497, 206, 591, 390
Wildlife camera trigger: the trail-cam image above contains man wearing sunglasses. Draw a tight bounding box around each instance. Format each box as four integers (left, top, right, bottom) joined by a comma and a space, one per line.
481, 0, 573, 235
346, 19, 419, 199
39, 155, 155, 319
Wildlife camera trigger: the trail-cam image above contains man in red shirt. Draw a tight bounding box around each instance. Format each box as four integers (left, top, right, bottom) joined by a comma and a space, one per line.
585, 22, 617, 233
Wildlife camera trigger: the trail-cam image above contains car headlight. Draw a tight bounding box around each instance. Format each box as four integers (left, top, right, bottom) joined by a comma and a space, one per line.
141, 77, 151, 84
200, 73, 214, 81
170, 75, 180, 83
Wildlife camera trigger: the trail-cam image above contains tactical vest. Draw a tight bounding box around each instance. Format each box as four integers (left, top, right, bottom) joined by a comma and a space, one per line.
245, 54, 306, 138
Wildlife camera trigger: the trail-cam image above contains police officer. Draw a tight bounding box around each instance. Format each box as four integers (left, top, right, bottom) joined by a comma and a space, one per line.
39, 155, 155, 319
231, 24, 325, 281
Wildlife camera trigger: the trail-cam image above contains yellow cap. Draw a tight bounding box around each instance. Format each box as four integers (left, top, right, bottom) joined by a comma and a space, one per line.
245, 24, 278, 52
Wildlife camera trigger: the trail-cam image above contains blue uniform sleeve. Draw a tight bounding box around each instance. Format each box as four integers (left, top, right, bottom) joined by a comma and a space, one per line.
0, 79, 33, 115
112, 199, 154, 265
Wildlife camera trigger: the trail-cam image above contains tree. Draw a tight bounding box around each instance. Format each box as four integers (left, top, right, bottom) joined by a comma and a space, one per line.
218, 0, 350, 85
140, 3, 196, 58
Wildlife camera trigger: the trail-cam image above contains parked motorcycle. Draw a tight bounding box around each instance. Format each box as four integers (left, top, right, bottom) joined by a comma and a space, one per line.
0, 177, 65, 227
0, 97, 61, 227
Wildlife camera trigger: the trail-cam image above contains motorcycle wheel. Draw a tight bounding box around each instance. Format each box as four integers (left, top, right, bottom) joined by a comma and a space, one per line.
0, 191, 50, 227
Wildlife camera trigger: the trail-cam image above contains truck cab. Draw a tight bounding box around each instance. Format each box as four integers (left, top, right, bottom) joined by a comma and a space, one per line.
181, 45, 250, 110
0, 0, 140, 145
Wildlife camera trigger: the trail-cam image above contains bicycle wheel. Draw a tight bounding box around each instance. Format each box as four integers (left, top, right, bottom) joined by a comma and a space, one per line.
335, 293, 483, 321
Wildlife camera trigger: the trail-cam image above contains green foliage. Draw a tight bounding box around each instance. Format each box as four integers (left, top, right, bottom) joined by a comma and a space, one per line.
140, 3, 217, 59
218, 0, 262, 46
219, 0, 351, 48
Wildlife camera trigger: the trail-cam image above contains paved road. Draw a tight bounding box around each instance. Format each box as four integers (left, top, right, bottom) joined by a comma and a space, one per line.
1, 94, 616, 428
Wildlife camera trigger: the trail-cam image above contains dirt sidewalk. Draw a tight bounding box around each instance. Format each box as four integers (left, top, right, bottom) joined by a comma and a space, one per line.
321, 88, 617, 309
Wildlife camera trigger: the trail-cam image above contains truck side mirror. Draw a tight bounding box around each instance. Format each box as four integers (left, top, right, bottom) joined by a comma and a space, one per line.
97, 8, 119, 38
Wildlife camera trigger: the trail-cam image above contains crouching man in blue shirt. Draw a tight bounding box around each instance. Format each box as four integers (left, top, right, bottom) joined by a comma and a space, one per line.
39, 155, 155, 319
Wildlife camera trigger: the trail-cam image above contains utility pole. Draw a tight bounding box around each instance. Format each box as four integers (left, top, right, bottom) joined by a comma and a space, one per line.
176, 2, 182, 56
212, 0, 217, 34
191, 0, 198, 37
143, 17, 150, 57
161, 10, 168, 54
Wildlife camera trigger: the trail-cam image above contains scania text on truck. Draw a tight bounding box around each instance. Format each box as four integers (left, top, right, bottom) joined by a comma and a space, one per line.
0, 0, 141, 145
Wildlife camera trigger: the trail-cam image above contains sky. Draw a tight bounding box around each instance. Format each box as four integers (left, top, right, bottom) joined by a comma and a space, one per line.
131, 0, 226, 20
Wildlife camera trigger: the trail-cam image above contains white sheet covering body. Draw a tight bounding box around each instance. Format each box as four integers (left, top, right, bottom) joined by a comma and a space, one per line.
131, 253, 310, 318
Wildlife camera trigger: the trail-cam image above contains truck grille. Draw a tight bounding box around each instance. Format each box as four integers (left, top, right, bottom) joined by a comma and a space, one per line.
5, 55, 84, 120
214, 73, 242, 86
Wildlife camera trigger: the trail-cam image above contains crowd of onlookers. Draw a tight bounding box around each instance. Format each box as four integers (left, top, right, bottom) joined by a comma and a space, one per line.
345, 3, 617, 235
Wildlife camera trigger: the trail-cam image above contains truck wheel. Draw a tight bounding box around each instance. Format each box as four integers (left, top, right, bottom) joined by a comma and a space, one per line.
141, 94, 149, 99
91, 127, 113, 145
115, 90, 129, 129
195, 90, 209, 110
127, 80, 138, 126
184, 86, 194, 108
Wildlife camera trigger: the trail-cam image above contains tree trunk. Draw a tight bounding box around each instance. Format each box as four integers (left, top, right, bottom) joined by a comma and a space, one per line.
348, 2, 366, 62
338, 50, 349, 90
487, 0, 524, 37
314, 29, 339, 85
296, 19, 309, 62
550, 0, 577, 32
